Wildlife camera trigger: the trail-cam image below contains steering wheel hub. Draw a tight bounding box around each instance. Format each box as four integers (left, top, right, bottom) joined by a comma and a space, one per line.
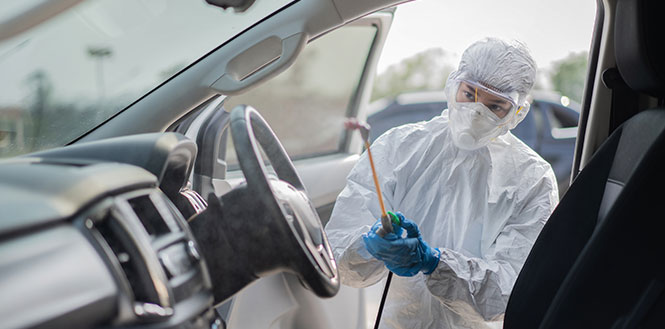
271, 179, 336, 278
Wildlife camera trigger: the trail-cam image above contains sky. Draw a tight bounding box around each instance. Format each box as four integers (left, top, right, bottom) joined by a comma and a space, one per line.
377, 0, 598, 75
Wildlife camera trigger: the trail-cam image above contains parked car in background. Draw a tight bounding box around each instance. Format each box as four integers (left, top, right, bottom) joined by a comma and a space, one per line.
366, 90, 580, 194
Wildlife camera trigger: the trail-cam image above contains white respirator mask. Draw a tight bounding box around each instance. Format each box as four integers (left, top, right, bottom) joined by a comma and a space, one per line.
447, 79, 529, 150
449, 102, 509, 150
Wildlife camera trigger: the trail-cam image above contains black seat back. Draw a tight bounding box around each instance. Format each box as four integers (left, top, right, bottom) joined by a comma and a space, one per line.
504, 0, 665, 328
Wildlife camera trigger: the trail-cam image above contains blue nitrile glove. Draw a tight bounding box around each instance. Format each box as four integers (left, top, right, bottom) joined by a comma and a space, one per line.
392, 215, 440, 275
362, 216, 404, 262
362, 212, 440, 276
363, 218, 422, 276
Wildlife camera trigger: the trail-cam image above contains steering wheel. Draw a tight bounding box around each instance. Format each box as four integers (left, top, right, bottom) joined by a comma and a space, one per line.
226, 105, 339, 298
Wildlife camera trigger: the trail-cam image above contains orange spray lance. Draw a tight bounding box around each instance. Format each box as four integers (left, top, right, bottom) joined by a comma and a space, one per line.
344, 118, 399, 237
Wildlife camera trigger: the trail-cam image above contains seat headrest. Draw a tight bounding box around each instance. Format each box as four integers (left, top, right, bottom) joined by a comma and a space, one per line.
615, 0, 665, 97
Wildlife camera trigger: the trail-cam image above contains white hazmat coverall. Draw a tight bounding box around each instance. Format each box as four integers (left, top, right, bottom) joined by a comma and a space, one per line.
325, 110, 558, 328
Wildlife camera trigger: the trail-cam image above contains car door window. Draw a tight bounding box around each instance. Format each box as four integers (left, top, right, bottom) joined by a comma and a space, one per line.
223, 25, 378, 166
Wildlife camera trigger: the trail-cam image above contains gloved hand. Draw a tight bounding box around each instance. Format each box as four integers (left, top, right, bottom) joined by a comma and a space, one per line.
361, 212, 403, 261
362, 215, 421, 276
363, 212, 440, 276
389, 215, 440, 275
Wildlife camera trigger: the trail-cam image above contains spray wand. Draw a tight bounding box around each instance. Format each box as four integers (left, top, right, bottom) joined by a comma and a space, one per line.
344, 118, 399, 237
344, 118, 398, 329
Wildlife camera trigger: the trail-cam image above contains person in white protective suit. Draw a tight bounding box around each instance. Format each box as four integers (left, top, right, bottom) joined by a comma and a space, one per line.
325, 38, 559, 329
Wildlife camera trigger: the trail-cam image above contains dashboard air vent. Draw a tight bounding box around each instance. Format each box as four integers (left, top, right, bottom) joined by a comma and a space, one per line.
94, 205, 173, 319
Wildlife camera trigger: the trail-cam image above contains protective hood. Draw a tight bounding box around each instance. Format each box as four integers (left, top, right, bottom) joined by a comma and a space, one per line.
444, 37, 537, 140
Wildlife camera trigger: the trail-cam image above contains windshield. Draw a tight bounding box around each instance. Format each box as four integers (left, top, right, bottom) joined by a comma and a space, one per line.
0, 0, 292, 158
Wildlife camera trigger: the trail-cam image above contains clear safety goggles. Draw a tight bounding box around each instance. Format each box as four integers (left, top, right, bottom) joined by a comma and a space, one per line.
454, 79, 525, 124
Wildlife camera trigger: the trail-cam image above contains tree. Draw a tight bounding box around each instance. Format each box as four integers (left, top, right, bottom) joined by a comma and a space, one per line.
371, 48, 455, 101
550, 51, 588, 103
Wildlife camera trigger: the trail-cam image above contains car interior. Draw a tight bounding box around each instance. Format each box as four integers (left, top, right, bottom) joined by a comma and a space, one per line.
1, 0, 663, 328
0, 1, 402, 328
504, 0, 665, 328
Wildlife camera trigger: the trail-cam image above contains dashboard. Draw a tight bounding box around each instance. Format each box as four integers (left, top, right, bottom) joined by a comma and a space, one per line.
0, 133, 222, 329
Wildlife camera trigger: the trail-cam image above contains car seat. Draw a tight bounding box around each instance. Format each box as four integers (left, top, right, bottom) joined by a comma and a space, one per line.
503, 0, 665, 328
